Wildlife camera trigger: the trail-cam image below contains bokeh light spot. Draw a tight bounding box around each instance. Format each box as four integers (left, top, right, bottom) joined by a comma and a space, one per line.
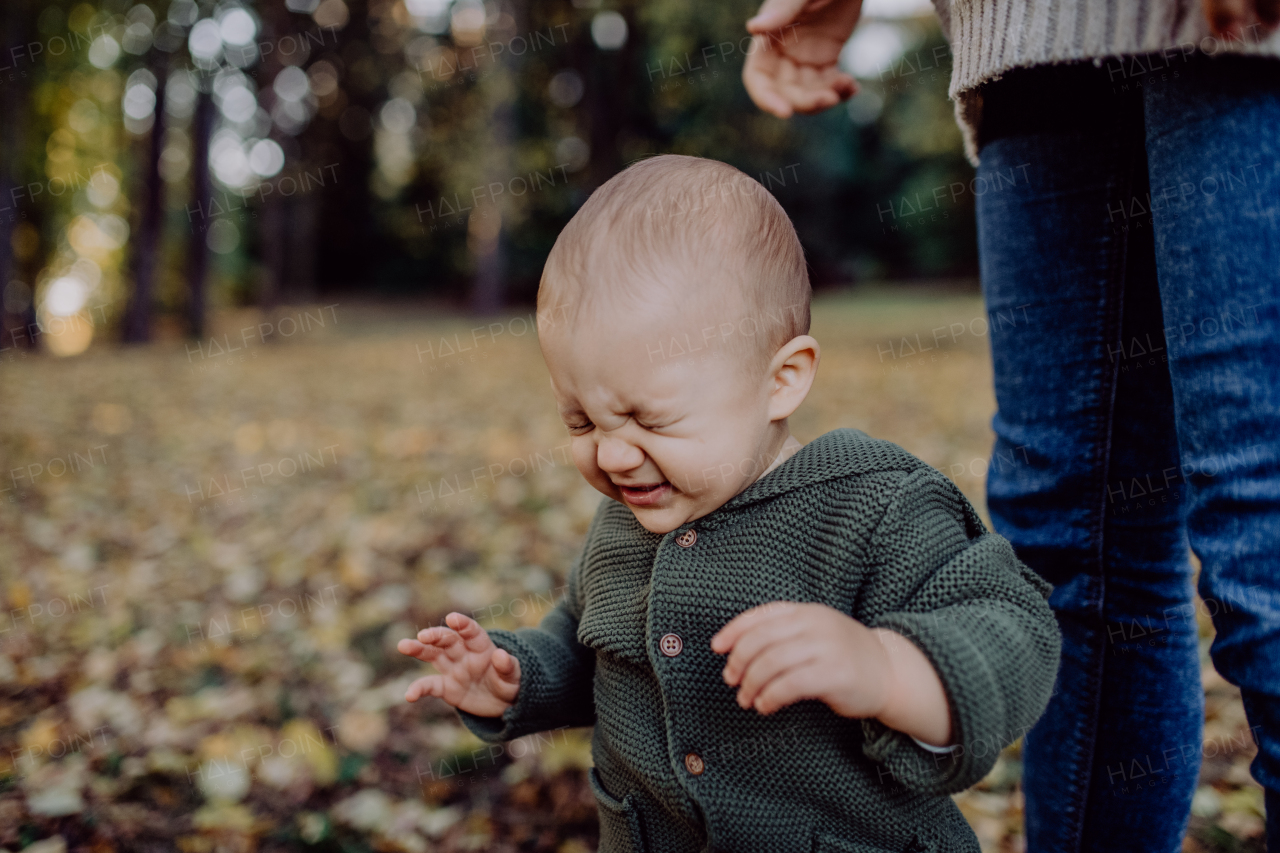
207, 219, 241, 254
591, 12, 627, 49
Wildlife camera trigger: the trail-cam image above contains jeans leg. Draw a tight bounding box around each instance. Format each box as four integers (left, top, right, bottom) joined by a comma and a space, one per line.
975, 63, 1201, 853
1142, 54, 1280, 845
1081, 171, 1201, 850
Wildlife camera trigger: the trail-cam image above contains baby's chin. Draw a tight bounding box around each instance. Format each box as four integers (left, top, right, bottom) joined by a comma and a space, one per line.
585, 477, 711, 534
623, 495, 711, 536
627, 509, 687, 535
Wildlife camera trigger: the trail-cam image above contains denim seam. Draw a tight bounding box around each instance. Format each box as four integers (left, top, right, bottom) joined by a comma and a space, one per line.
1067, 116, 1146, 853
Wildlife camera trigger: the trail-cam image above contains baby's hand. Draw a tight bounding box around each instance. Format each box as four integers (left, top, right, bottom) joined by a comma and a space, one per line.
397, 612, 522, 718
711, 601, 952, 745
711, 601, 892, 718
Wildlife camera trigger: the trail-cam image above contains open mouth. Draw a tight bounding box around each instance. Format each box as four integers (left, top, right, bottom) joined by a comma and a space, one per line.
617, 481, 671, 506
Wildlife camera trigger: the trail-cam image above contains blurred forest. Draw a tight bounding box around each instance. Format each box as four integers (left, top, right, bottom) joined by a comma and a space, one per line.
0, 0, 974, 357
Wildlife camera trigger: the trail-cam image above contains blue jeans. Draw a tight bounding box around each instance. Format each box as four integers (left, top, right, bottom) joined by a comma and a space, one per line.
974, 54, 1280, 852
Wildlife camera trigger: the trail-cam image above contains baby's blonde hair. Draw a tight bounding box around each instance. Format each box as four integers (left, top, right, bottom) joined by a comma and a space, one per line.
537, 154, 811, 378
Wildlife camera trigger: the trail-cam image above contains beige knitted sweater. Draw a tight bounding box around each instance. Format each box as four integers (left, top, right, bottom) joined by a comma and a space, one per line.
930, 0, 1280, 164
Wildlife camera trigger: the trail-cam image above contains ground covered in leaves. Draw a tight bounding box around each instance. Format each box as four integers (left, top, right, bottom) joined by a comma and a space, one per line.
0, 288, 1265, 852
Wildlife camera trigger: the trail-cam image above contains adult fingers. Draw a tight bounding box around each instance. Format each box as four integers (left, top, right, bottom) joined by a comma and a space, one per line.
827, 67, 858, 99
1255, 0, 1280, 29
747, 0, 812, 34
1204, 0, 1248, 36
743, 42, 795, 117
777, 64, 846, 113
779, 80, 840, 114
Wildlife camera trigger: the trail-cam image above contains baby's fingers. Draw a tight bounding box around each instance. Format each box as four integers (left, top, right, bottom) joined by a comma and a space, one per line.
751, 664, 822, 715
712, 600, 798, 654
397, 638, 444, 663
405, 674, 445, 703
414, 625, 460, 647
485, 648, 522, 704
444, 612, 493, 652
491, 647, 521, 683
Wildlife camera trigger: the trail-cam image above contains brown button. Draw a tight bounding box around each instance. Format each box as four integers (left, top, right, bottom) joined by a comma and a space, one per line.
675, 529, 697, 547
659, 633, 683, 657
684, 752, 704, 775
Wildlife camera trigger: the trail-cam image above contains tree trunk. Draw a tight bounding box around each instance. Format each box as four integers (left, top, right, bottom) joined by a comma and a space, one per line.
469, 212, 507, 314
467, 8, 522, 315
123, 65, 167, 343
187, 87, 214, 340
261, 191, 283, 329
0, 1, 28, 353
587, 8, 636, 191
292, 192, 318, 303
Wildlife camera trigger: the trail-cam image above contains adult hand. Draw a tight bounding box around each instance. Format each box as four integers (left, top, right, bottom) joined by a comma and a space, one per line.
742, 0, 863, 118
1202, 0, 1280, 40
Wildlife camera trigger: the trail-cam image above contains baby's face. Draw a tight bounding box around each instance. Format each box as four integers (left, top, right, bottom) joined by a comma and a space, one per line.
540, 301, 795, 535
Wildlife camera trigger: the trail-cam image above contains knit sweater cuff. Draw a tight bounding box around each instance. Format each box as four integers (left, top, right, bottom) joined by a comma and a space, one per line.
861, 607, 1014, 793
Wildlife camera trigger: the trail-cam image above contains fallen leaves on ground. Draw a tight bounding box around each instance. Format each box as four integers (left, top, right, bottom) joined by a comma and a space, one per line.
0, 290, 1264, 852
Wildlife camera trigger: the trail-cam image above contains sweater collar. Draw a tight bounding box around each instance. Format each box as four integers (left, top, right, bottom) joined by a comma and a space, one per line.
758, 433, 804, 480
680, 427, 924, 532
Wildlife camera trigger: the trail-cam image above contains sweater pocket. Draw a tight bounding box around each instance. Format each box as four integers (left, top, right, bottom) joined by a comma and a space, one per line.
587, 766, 647, 853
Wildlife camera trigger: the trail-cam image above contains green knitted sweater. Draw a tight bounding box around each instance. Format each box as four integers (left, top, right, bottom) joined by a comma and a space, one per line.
457, 428, 1061, 853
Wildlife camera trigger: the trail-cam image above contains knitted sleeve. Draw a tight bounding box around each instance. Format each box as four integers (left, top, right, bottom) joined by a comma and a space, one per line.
855, 466, 1061, 794
455, 537, 597, 742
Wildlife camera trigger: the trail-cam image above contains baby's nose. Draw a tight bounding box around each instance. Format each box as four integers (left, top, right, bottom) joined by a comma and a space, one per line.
596, 435, 646, 472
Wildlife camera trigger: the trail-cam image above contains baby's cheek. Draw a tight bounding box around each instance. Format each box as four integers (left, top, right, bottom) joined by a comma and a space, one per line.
570, 447, 601, 481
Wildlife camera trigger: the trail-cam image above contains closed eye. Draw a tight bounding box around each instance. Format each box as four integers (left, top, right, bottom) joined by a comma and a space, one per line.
566, 416, 671, 433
